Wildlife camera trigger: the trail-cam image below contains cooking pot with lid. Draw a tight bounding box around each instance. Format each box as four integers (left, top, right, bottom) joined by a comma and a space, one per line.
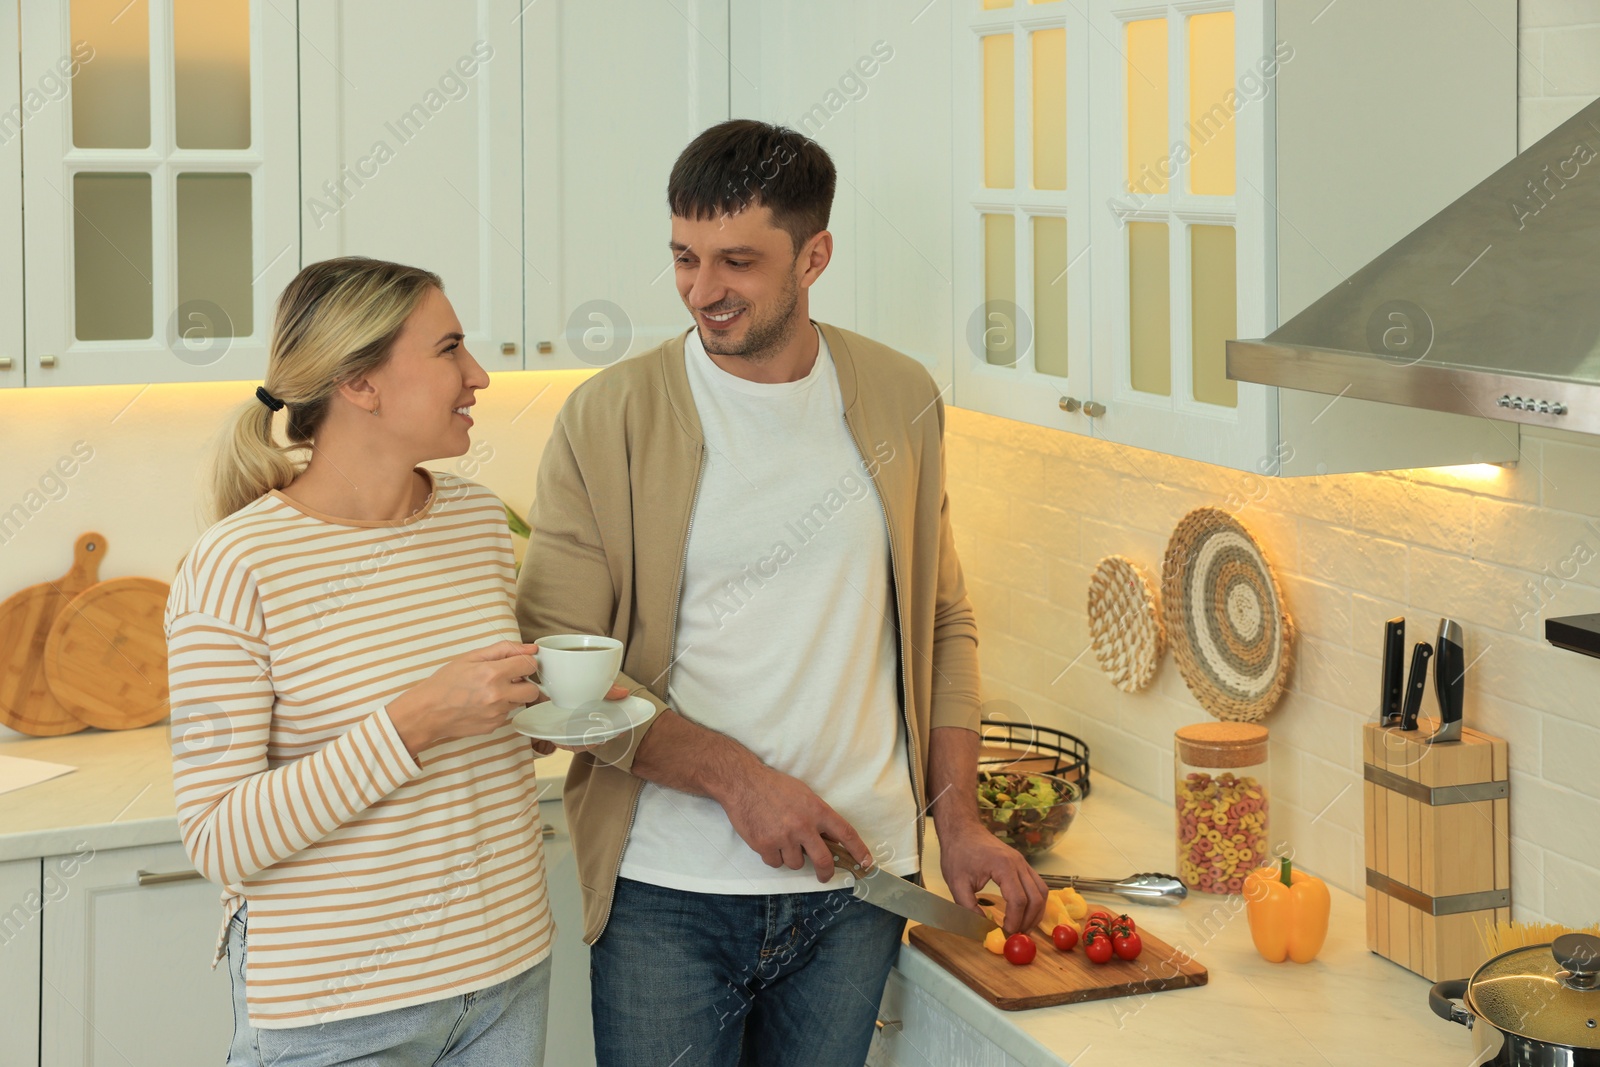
1430, 933, 1600, 1066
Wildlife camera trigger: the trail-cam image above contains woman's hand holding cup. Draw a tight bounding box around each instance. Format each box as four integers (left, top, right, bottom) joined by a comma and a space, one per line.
388, 641, 544, 757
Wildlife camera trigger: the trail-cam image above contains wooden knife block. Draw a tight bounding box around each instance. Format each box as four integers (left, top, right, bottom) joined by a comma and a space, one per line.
1362, 720, 1509, 982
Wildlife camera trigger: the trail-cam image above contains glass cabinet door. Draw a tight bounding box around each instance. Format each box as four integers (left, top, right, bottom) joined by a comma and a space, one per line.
1086, 1, 1273, 468
20, 0, 298, 386
953, 0, 1094, 431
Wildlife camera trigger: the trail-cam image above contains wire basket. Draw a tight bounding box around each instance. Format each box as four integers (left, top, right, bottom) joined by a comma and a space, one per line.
977, 720, 1092, 799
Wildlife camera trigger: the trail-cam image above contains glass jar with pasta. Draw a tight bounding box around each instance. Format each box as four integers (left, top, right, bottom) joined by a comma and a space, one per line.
1174, 722, 1269, 895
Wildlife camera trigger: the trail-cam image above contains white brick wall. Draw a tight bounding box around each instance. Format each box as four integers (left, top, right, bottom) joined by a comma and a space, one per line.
1521, 0, 1600, 147
949, 10, 1600, 926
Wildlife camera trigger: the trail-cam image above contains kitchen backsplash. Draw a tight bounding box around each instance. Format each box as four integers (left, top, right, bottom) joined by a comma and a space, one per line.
0, 372, 589, 724
947, 407, 1600, 926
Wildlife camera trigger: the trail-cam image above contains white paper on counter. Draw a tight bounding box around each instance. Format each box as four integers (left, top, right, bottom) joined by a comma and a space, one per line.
0, 755, 76, 796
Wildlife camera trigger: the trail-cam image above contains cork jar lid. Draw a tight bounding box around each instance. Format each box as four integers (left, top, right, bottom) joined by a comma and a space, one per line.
1175, 721, 1269, 767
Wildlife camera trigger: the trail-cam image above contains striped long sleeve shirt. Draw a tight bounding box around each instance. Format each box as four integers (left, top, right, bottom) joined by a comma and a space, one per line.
165, 471, 551, 1029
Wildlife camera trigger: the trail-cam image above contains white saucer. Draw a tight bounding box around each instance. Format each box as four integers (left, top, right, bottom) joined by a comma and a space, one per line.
511, 694, 655, 745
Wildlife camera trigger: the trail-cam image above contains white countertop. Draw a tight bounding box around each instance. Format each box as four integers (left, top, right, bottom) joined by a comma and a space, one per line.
913, 775, 1468, 1067
0, 724, 574, 863
0, 728, 1469, 1065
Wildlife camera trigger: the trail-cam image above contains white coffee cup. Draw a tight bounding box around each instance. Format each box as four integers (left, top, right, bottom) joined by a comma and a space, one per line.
535, 634, 624, 709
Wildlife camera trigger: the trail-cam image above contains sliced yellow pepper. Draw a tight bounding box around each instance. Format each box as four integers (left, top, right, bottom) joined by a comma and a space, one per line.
1036, 895, 1069, 937
1243, 857, 1330, 963
1052, 886, 1089, 922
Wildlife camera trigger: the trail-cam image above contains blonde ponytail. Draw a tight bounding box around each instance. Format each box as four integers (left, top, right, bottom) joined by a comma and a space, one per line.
207, 257, 443, 523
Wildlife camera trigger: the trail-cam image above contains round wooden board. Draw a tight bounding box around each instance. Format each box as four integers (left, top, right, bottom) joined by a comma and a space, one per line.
0, 533, 105, 736
43, 577, 171, 731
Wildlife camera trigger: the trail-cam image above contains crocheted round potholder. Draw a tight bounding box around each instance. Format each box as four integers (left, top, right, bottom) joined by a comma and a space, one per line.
1086, 555, 1164, 693
1161, 508, 1294, 722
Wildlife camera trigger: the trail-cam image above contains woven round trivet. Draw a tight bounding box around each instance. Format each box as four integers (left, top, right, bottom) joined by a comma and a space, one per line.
1161, 508, 1294, 722
1086, 555, 1164, 692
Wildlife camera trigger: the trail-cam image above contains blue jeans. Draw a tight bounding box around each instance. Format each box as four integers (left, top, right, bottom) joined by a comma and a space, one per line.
590, 877, 906, 1067
224, 908, 552, 1066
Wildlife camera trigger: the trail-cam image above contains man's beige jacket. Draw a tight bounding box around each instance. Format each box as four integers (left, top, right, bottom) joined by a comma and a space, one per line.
514, 323, 980, 944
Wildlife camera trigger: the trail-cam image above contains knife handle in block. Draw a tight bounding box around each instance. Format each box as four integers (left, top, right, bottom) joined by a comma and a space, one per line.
1380, 617, 1406, 725
1400, 642, 1433, 731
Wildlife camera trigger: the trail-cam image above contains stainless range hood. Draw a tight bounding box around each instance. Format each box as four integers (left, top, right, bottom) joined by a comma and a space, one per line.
1229, 96, 1600, 436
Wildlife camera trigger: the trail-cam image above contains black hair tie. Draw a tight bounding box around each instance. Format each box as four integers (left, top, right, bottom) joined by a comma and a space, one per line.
255, 386, 285, 412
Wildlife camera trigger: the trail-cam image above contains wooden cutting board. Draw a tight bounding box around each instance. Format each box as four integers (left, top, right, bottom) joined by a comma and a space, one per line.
0, 533, 105, 736
909, 901, 1207, 1011
43, 576, 171, 731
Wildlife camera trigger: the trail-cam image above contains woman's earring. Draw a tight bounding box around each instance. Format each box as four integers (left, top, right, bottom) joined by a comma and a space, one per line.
371, 402, 380, 417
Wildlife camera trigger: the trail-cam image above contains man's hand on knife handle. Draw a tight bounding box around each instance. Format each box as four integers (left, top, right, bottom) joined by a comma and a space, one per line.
720, 763, 873, 883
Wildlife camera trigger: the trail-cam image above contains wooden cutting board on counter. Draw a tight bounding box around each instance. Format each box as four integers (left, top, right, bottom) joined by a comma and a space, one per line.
909, 901, 1207, 1011
43, 575, 171, 731
0, 533, 104, 736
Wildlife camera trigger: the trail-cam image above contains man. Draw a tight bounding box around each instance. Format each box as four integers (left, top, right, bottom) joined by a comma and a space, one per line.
515, 119, 1046, 1067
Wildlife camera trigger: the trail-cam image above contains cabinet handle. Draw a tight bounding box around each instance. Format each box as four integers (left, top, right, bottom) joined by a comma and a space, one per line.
541, 823, 555, 837
0, 357, 11, 370
874, 1018, 902, 1033
501, 342, 518, 356
136, 868, 204, 887
1082, 400, 1107, 418
535, 341, 554, 355
1058, 396, 1080, 413
39, 355, 57, 368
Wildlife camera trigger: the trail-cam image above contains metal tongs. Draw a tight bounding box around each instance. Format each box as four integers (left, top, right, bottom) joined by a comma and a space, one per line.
1040, 872, 1187, 906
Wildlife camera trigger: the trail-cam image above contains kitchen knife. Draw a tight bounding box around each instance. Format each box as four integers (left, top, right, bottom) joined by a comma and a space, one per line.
1380, 617, 1406, 725
1429, 618, 1465, 744
824, 839, 996, 942
1399, 641, 1433, 731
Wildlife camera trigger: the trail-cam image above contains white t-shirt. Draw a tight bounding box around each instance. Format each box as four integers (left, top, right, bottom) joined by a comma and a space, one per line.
616, 327, 920, 893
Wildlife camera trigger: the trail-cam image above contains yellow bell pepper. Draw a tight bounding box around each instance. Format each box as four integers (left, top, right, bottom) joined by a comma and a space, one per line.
1243, 857, 1330, 963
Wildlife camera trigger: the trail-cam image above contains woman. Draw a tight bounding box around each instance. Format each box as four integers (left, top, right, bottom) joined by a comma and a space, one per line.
167, 257, 593, 1065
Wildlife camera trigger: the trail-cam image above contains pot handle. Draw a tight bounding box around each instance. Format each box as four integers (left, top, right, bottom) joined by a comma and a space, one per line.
1429, 979, 1473, 1028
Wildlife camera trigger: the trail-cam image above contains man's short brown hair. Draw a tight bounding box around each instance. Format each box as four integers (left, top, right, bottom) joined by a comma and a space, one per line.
667, 119, 836, 255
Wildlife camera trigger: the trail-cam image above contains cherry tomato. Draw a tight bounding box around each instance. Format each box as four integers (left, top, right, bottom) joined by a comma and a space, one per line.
1084, 929, 1113, 965
1003, 933, 1037, 966
1113, 928, 1143, 961
1114, 913, 1136, 933
1051, 924, 1079, 952
1086, 907, 1116, 926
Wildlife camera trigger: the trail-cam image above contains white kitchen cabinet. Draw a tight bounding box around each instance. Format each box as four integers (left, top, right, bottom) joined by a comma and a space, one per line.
869, 968, 1026, 1067
522, 0, 730, 370
0, 0, 22, 390
39, 841, 231, 1067
540, 800, 596, 1065
0, 858, 43, 1067
298, 0, 525, 371
729, 2, 955, 391
951, 0, 1519, 474
19, 0, 300, 388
